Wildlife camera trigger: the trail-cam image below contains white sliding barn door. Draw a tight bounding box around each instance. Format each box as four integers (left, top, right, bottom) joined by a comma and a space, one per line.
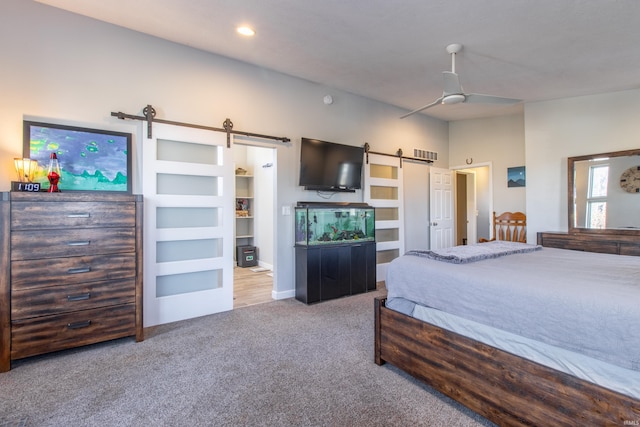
364, 153, 404, 281
143, 123, 234, 327
430, 167, 454, 249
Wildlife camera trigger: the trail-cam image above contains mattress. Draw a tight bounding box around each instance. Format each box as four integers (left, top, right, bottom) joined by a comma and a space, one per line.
385, 242, 640, 372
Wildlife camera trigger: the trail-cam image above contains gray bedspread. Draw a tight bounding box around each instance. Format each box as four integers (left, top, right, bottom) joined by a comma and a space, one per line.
407, 241, 542, 263
386, 243, 640, 371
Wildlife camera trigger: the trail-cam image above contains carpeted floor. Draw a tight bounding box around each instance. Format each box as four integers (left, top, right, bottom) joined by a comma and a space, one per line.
0, 290, 495, 426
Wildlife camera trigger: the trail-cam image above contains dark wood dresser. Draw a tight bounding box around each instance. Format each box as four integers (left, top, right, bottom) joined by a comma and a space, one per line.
0, 192, 143, 372
537, 231, 640, 256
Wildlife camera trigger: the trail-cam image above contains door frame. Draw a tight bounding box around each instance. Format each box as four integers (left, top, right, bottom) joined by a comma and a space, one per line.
231, 136, 279, 300
451, 162, 493, 244
454, 170, 478, 245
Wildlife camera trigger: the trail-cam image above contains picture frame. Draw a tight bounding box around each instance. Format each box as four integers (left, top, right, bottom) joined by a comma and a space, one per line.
507, 166, 526, 188
23, 121, 132, 193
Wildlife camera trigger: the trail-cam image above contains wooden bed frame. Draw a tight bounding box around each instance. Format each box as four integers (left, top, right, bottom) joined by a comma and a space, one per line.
374, 297, 640, 426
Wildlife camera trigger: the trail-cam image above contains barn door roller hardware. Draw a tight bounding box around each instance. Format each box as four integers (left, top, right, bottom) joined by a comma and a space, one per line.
364, 142, 433, 167
111, 105, 290, 147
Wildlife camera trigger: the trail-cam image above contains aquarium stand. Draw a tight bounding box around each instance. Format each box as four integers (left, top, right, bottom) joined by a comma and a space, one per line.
294, 202, 376, 304
295, 242, 376, 304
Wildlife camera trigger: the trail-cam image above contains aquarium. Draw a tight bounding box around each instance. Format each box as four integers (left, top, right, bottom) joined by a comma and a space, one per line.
295, 203, 375, 246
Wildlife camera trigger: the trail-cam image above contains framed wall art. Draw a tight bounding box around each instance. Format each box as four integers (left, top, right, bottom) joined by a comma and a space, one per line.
507, 166, 526, 188
24, 120, 132, 193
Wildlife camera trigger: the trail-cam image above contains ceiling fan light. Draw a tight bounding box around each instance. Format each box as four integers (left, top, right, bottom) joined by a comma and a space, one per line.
442, 94, 465, 105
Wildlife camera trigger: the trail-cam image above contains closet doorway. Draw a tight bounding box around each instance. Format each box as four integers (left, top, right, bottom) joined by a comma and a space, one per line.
232, 141, 276, 308
452, 164, 492, 244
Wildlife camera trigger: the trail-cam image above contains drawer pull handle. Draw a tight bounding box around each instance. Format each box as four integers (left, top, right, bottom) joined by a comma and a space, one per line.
67, 267, 91, 274
67, 293, 91, 302
67, 241, 90, 246
67, 213, 90, 218
67, 320, 91, 329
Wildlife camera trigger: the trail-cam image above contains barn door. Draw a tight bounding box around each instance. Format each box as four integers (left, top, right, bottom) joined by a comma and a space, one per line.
364, 153, 404, 280
142, 122, 234, 326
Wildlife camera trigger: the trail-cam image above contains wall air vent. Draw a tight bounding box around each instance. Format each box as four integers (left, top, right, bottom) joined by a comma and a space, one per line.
413, 149, 438, 161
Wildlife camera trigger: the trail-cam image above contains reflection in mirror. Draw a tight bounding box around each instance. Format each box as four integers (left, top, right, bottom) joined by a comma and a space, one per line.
569, 149, 640, 232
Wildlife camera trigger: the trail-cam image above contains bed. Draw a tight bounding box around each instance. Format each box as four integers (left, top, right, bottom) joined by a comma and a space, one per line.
374, 241, 640, 426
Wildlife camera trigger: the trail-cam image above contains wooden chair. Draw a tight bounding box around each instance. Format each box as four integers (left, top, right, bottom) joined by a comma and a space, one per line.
480, 211, 527, 243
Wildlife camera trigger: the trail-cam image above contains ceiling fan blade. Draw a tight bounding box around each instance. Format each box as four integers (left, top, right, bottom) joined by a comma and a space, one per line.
442, 71, 462, 95
400, 96, 444, 119
464, 93, 521, 105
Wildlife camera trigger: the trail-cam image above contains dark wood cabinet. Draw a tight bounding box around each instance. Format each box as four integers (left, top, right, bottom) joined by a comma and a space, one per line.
295, 242, 376, 304
537, 232, 640, 256
1, 192, 143, 372
350, 242, 376, 295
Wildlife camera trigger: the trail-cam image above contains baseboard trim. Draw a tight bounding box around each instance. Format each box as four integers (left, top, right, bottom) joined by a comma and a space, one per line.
272, 289, 294, 300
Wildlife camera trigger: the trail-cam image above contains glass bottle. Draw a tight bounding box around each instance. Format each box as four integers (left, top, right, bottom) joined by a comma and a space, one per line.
47, 152, 61, 192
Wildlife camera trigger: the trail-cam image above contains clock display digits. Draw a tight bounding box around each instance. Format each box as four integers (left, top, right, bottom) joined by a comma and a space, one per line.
11, 181, 42, 192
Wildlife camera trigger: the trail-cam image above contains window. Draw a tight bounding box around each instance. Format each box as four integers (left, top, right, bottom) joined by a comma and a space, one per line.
586, 164, 608, 229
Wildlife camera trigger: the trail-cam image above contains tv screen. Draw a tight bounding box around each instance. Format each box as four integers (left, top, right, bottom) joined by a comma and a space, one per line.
299, 138, 364, 191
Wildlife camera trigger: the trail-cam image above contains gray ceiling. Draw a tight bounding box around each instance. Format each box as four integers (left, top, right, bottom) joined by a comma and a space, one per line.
35, 0, 640, 121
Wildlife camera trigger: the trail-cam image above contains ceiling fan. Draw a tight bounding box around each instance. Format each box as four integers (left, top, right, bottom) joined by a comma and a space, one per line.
400, 43, 521, 119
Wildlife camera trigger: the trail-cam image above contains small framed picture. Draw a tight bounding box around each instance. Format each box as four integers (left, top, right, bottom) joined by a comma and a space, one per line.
24, 121, 132, 193
507, 166, 526, 188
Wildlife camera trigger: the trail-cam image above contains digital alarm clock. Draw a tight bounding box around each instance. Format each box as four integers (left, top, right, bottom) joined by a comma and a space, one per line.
11, 181, 42, 192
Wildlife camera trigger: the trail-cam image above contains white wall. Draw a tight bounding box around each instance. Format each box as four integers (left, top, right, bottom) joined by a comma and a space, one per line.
0, 0, 449, 297
248, 145, 275, 269
449, 93, 640, 244
449, 114, 526, 214
524, 89, 640, 242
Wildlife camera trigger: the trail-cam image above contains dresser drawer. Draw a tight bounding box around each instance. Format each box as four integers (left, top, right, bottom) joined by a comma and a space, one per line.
11, 227, 135, 261
620, 244, 640, 256
540, 236, 619, 254
11, 201, 135, 230
11, 254, 135, 290
11, 304, 136, 360
11, 278, 135, 319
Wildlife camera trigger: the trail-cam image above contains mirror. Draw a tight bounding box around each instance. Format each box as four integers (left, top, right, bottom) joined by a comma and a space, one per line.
568, 149, 640, 234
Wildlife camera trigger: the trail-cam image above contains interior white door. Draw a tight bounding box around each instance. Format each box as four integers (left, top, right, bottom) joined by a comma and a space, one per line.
429, 167, 454, 249
143, 122, 234, 327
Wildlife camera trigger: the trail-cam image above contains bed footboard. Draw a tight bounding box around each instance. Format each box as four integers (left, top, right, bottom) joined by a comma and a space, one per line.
374, 297, 640, 426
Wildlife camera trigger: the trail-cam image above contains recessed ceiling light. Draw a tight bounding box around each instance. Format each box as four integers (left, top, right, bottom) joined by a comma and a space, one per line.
237, 26, 255, 37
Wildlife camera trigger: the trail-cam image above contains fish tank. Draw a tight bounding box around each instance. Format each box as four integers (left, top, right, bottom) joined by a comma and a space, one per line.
295, 203, 375, 246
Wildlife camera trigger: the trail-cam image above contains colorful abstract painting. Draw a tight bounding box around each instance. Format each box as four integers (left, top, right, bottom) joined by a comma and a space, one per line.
24, 121, 131, 192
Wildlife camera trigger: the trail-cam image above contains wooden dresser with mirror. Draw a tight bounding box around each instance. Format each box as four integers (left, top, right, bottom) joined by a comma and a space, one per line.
537, 148, 640, 256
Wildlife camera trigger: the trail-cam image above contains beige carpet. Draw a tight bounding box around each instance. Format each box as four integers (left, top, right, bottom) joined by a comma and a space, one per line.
0, 290, 493, 426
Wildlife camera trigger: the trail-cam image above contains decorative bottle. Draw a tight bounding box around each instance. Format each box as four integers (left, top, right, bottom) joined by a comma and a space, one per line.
47, 152, 61, 192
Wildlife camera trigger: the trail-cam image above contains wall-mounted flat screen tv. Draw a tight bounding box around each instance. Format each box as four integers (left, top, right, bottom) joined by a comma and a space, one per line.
299, 137, 364, 192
